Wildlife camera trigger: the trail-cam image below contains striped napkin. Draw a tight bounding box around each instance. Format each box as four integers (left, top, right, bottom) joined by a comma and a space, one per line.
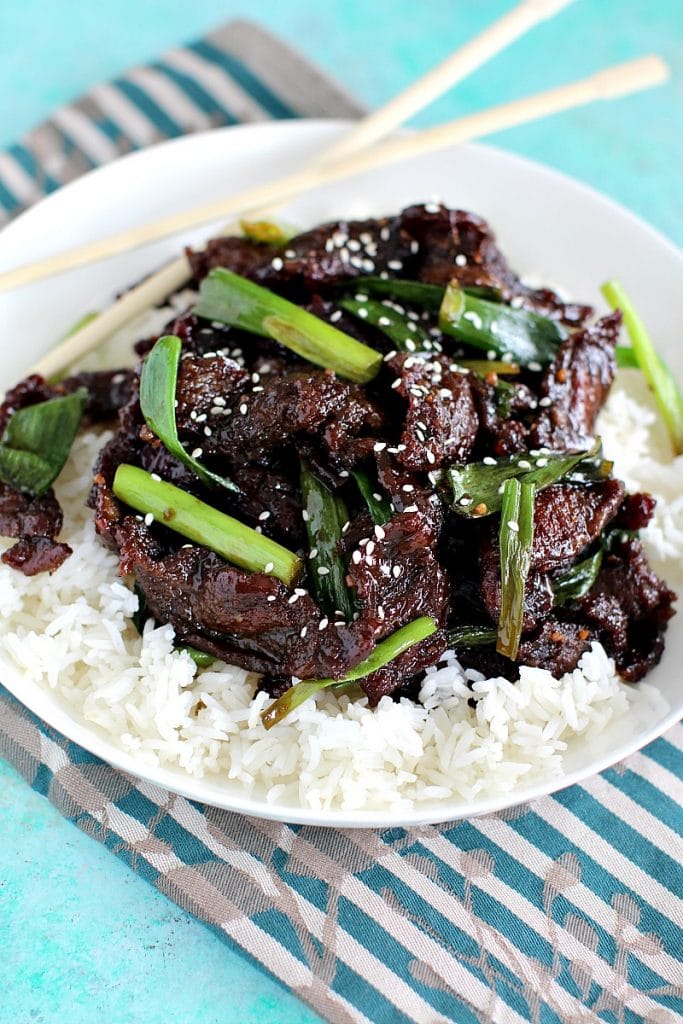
1, 21, 682, 1024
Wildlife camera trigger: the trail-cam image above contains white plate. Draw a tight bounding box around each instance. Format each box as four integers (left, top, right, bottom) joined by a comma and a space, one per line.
0, 120, 680, 827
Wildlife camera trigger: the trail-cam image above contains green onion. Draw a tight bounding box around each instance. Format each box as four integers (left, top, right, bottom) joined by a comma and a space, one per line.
300, 461, 355, 620
194, 269, 382, 384
354, 276, 444, 311
439, 281, 566, 366
239, 218, 296, 245
339, 297, 431, 351
139, 335, 239, 494
0, 389, 87, 496
447, 625, 497, 647
443, 440, 606, 518
261, 616, 437, 729
351, 468, 393, 525
553, 547, 603, 607
602, 280, 683, 454
615, 345, 639, 369
178, 645, 216, 668
459, 359, 520, 376
497, 479, 535, 661
112, 464, 302, 586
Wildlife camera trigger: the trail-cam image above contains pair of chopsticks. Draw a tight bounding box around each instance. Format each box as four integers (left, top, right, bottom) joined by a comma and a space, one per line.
3, 0, 667, 380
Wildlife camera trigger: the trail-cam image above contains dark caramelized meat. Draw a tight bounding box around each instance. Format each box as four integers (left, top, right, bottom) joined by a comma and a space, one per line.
577, 536, 676, 681
0, 482, 63, 539
479, 480, 625, 630
389, 353, 478, 471
530, 312, 620, 451
58, 369, 137, 422
2, 536, 72, 576
348, 511, 450, 639
203, 371, 382, 466
116, 517, 374, 679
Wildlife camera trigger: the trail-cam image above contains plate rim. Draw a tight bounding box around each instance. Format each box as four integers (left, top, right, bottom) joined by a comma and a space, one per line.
0, 117, 680, 828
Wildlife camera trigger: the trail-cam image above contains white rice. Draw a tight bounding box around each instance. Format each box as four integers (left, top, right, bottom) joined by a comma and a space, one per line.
1, 319, 681, 811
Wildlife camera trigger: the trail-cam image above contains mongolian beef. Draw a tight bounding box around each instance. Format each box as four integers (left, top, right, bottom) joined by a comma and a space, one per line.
0, 203, 677, 727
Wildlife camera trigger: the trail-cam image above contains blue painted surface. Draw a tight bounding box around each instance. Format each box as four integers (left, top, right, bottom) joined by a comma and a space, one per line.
0, 3, 680, 1023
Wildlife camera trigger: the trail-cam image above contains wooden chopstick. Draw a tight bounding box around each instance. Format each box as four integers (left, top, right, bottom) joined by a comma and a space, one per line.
320, 0, 576, 163
26, 54, 668, 379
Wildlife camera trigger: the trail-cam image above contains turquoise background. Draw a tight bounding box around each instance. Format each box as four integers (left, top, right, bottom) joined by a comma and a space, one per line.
0, 2, 680, 1023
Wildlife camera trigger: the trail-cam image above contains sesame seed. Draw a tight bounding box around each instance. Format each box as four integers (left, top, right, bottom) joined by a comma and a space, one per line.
267, 594, 276, 602
405, 338, 417, 352
150, 473, 161, 482
284, 249, 296, 259
144, 513, 154, 526
317, 566, 330, 575
362, 260, 375, 273
373, 441, 387, 452
459, 496, 472, 506
325, 238, 335, 253
352, 550, 361, 564
518, 460, 531, 470
288, 594, 299, 604
360, 232, 373, 244
487, 350, 497, 361
483, 456, 497, 466
392, 565, 402, 578
347, 239, 361, 252
239, 403, 248, 415
455, 253, 467, 267
264, 562, 274, 573
536, 458, 549, 467
528, 361, 542, 372
391, 378, 401, 389
374, 525, 386, 540
300, 627, 307, 639
387, 259, 403, 271
271, 257, 284, 271
309, 548, 318, 559
203, 426, 212, 436
372, 493, 382, 501
302, 510, 309, 522
378, 316, 392, 327
410, 240, 419, 254
402, 484, 414, 493
426, 450, 436, 465
191, 447, 203, 458
403, 504, 418, 513
463, 311, 483, 330
366, 540, 375, 555
330, 309, 342, 323
356, 307, 368, 319
295, 588, 307, 596
258, 511, 270, 521
424, 202, 440, 213
339, 470, 349, 479
507, 520, 520, 533
539, 397, 552, 407
354, 293, 368, 302
383, 349, 397, 361
252, 386, 264, 393
377, 605, 385, 620
342, 522, 351, 534
380, 227, 390, 242
319, 618, 329, 631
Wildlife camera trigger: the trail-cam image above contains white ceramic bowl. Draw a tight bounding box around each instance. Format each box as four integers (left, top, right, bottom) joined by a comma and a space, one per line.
0, 120, 680, 826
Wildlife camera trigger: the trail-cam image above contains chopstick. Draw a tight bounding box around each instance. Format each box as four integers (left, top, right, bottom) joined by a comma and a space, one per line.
26, 55, 668, 380
320, 0, 575, 162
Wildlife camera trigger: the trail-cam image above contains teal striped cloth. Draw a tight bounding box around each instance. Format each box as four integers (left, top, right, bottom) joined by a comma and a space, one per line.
0, 21, 681, 1024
